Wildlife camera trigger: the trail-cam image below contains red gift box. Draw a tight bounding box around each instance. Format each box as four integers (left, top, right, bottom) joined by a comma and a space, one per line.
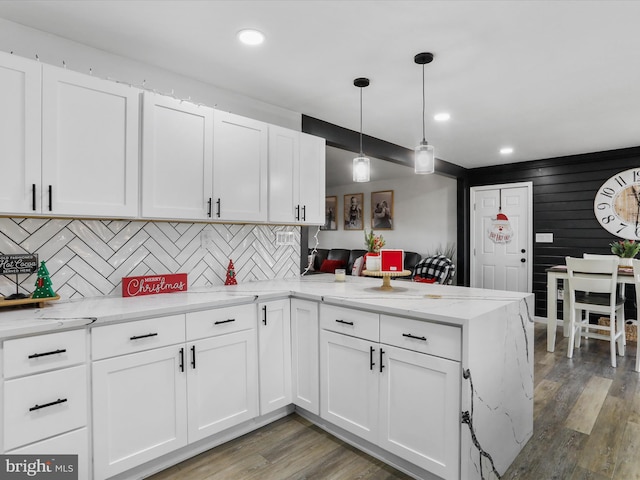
380, 249, 404, 272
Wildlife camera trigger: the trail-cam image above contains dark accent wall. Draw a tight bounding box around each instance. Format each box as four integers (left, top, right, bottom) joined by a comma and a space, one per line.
468, 146, 640, 317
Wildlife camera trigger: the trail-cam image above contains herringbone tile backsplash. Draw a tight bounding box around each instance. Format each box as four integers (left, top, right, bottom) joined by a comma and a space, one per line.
0, 218, 300, 300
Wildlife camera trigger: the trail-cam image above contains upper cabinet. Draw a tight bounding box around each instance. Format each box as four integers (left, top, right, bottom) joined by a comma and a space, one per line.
268, 126, 325, 225
0, 52, 41, 215
141, 93, 214, 219
42, 65, 140, 217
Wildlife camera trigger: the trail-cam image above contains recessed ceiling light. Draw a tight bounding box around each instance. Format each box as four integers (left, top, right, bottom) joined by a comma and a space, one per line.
434, 112, 450, 122
237, 29, 265, 46
500, 147, 514, 155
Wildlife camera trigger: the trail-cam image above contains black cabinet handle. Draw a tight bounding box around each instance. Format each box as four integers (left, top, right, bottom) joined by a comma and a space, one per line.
179, 347, 184, 372
370, 346, 375, 370
32, 184, 36, 211
48, 185, 52, 211
262, 305, 267, 325
214, 318, 236, 325
191, 345, 196, 369
129, 333, 158, 341
380, 348, 385, 373
335, 319, 354, 326
28, 348, 67, 359
295, 205, 300, 221
302, 205, 306, 221
216, 198, 221, 218
29, 398, 67, 412
207, 198, 212, 217
402, 333, 427, 342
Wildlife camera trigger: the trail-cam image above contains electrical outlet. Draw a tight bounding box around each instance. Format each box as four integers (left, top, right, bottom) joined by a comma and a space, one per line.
557, 288, 564, 300
276, 231, 295, 246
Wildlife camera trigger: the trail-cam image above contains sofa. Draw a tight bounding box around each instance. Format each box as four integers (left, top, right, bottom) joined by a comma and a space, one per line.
306, 248, 422, 278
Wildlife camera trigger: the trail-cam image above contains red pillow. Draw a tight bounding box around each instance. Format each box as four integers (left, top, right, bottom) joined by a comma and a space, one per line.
413, 276, 437, 284
319, 259, 345, 273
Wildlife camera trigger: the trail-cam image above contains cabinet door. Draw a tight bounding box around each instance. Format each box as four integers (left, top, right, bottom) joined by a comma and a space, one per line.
298, 133, 326, 225
0, 51, 41, 214
258, 299, 292, 415
42, 65, 140, 217
213, 111, 268, 221
320, 330, 378, 443
379, 345, 460, 480
141, 93, 214, 219
187, 329, 258, 442
268, 125, 298, 223
291, 299, 319, 414
92, 345, 187, 480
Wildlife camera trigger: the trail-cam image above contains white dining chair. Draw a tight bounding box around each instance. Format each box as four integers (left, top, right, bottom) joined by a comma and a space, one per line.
631, 259, 640, 372
566, 256, 625, 367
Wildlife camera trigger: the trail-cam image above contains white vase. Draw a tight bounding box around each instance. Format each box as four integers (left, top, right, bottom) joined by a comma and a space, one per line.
619, 257, 633, 267
366, 254, 381, 271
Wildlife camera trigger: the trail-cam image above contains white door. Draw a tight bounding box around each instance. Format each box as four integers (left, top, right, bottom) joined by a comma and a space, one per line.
92, 345, 188, 480
213, 110, 268, 222
141, 93, 214, 220
268, 125, 298, 223
186, 330, 258, 442
291, 299, 320, 414
42, 65, 140, 217
320, 330, 378, 443
0, 51, 41, 214
471, 183, 532, 292
379, 345, 460, 480
258, 300, 292, 415
299, 132, 326, 225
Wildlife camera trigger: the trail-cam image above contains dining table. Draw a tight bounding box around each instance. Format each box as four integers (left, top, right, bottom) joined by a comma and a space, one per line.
546, 264, 635, 352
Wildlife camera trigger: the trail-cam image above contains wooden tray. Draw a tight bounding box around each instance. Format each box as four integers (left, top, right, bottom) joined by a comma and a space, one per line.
0, 294, 60, 309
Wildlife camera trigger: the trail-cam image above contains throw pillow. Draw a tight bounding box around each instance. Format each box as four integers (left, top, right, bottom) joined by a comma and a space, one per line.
319, 259, 345, 273
351, 256, 365, 276
413, 276, 437, 284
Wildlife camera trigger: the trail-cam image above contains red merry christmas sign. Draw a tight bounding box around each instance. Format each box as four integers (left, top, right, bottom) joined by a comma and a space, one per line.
122, 273, 188, 298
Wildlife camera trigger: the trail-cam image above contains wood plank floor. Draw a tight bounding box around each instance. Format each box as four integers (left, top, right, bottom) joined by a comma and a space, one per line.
148, 323, 640, 480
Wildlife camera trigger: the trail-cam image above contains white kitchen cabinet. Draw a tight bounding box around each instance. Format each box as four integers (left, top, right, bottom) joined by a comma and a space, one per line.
92, 344, 188, 480
267, 126, 325, 224
141, 93, 214, 220
0, 51, 41, 215
290, 299, 319, 415
213, 110, 268, 222
42, 65, 140, 217
257, 299, 292, 415
186, 329, 258, 442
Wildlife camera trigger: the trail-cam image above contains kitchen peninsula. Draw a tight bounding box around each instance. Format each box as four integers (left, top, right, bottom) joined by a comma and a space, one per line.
0, 275, 533, 480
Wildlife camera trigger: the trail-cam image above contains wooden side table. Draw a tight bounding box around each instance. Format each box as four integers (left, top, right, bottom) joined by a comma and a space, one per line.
362, 270, 411, 291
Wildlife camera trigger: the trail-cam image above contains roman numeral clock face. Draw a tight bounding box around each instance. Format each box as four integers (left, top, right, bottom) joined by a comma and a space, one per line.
594, 168, 640, 240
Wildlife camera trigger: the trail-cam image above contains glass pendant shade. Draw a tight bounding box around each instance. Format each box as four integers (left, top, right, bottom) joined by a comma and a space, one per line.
353, 156, 370, 182
414, 141, 435, 174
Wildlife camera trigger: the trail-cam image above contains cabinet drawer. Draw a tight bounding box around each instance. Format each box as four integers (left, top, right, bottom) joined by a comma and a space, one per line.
92, 314, 185, 360
320, 305, 379, 342
380, 315, 461, 361
186, 304, 256, 341
4, 329, 87, 379
4, 365, 87, 451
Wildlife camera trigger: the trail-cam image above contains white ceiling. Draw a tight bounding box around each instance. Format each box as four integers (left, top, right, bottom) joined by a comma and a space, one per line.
1, 0, 639, 171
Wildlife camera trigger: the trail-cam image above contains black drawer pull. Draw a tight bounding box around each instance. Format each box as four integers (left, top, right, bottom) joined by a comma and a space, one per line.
29, 398, 67, 412
214, 318, 236, 325
48, 185, 52, 211
295, 205, 300, 221
402, 333, 427, 342
370, 346, 375, 370
207, 197, 212, 217
302, 205, 306, 221
262, 305, 267, 325
380, 348, 385, 373
335, 319, 354, 326
32, 183, 36, 211
179, 347, 184, 372
130, 333, 158, 341
216, 198, 221, 218
191, 345, 196, 369
28, 348, 67, 359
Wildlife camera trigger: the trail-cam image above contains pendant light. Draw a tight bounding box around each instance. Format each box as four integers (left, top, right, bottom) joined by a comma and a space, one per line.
414, 52, 435, 174
353, 77, 370, 183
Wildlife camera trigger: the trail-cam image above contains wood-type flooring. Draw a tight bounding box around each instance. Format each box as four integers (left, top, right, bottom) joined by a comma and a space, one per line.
147, 323, 640, 480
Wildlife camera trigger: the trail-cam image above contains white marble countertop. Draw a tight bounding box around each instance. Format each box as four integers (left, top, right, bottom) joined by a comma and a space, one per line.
0, 274, 532, 339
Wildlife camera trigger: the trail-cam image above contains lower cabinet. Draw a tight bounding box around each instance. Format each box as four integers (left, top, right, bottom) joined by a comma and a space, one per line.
290, 299, 319, 415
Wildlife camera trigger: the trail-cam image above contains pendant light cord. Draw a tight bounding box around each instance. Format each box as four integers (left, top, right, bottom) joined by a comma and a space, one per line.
422, 63, 426, 143
359, 87, 364, 155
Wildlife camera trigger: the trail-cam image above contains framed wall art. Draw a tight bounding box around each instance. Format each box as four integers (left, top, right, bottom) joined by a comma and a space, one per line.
321, 196, 338, 230
371, 190, 394, 230
344, 193, 364, 230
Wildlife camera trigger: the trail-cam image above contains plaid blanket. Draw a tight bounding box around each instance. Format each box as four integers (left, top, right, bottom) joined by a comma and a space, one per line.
413, 255, 455, 285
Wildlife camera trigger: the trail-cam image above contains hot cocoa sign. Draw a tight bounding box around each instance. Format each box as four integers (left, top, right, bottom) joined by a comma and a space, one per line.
0, 254, 39, 275
122, 273, 188, 298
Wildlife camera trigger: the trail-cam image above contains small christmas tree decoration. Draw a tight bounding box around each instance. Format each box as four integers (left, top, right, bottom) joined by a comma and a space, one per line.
32, 260, 56, 299
224, 259, 238, 286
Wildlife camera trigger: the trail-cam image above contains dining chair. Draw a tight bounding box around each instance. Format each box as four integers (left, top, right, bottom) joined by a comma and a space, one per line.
565, 256, 625, 367
631, 259, 640, 372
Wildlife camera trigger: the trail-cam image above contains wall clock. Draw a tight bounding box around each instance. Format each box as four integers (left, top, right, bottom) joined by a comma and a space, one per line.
594, 168, 640, 240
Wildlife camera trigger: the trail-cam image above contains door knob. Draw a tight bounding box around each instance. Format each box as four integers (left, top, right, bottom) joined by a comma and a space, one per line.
521, 249, 526, 253
521, 258, 526, 263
